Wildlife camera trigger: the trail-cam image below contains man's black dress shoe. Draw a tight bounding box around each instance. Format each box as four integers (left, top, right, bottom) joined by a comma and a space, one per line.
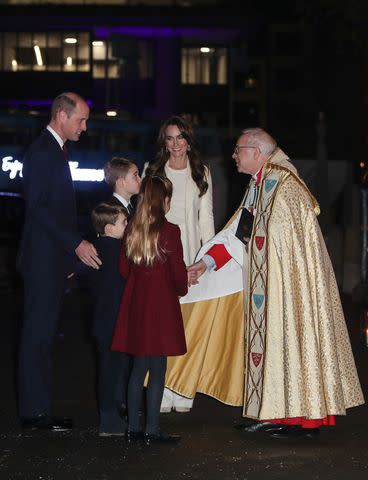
234, 421, 283, 433
144, 431, 181, 445
269, 425, 320, 439
125, 430, 144, 443
21, 414, 73, 432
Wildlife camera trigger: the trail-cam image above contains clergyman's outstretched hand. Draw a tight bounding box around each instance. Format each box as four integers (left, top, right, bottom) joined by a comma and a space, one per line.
187, 259, 207, 286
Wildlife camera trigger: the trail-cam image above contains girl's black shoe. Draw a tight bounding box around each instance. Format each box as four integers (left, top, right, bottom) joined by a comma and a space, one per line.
144, 431, 181, 445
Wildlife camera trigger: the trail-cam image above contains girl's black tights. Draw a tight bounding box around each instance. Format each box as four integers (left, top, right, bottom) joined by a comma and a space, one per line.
127, 355, 167, 434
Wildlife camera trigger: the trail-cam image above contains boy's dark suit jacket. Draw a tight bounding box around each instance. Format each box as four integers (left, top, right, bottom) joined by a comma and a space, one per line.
107, 195, 124, 207
107, 194, 137, 219
91, 236, 125, 343
91, 236, 130, 415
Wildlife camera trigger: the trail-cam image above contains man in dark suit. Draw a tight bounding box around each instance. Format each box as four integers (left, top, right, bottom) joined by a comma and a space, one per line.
17, 92, 101, 431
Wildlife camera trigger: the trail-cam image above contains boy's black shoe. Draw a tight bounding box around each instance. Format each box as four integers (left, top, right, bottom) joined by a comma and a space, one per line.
99, 424, 126, 437
99, 411, 126, 437
125, 430, 144, 443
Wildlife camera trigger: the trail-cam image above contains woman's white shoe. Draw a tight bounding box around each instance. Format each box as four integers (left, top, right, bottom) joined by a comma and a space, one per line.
160, 407, 172, 413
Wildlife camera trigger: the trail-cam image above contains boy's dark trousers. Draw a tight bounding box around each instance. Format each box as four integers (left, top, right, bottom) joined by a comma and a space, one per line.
96, 340, 132, 431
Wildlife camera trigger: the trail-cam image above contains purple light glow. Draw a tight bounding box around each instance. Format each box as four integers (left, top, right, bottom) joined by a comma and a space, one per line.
93, 26, 239, 40
0, 99, 93, 108
0, 99, 53, 107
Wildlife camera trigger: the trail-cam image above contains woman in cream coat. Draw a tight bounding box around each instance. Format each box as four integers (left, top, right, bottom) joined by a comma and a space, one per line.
144, 115, 215, 412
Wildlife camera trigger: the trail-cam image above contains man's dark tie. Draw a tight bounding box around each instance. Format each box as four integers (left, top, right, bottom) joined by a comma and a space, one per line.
62, 143, 68, 161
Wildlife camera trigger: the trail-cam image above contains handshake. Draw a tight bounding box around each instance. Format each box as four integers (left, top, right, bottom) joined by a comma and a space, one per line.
186, 259, 207, 287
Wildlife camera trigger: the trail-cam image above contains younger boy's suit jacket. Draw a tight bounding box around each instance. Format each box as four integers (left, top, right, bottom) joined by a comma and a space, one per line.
91, 236, 124, 344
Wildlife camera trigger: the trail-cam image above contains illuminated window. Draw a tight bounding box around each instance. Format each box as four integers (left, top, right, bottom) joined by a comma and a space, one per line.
181, 47, 227, 85
0, 31, 152, 80
63, 34, 77, 72
3, 32, 17, 72
18, 33, 34, 71
0, 32, 90, 72
92, 38, 153, 80
48, 33, 62, 72
77, 33, 90, 72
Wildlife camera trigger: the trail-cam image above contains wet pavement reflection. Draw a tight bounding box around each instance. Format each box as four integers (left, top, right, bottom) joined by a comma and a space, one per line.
0, 289, 367, 479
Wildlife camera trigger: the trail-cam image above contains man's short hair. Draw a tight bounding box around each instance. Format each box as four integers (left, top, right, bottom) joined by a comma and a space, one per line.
104, 157, 136, 189
91, 202, 128, 236
51, 93, 84, 119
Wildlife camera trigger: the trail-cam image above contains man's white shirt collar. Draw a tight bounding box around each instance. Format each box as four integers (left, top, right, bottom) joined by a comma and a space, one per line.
46, 125, 64, 150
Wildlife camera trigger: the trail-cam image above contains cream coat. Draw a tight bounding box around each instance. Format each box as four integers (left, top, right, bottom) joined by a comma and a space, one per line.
142, 162, 215, 266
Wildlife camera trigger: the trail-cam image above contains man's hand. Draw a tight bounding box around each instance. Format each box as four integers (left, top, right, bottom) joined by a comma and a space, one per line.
187, 259, 207, 286
75, 240, 102, 269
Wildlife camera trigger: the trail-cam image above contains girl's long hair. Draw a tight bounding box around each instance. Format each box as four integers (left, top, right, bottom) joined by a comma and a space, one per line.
125, 175, 173, 266
146, 115, 208, 197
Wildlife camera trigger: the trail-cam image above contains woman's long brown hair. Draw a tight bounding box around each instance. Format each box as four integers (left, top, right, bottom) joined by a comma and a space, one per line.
146, 115, 208, 197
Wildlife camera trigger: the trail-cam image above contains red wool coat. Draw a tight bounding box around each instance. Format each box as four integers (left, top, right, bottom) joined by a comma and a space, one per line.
111, 220, 188, 356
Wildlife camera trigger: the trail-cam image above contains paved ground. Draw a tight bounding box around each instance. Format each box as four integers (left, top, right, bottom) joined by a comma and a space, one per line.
0, 286, 367, 480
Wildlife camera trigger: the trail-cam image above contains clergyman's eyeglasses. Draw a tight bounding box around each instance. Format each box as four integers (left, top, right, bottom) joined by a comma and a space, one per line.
233, 145, 257, 155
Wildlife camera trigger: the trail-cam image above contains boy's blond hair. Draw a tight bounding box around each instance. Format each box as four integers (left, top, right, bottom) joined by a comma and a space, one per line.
104, 157, 136, 190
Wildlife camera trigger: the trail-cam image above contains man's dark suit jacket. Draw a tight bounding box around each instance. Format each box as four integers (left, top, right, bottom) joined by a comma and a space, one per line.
18, 129, 81, 276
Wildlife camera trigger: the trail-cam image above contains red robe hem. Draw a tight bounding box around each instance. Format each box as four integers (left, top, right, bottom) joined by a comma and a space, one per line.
263, 415, 336, 428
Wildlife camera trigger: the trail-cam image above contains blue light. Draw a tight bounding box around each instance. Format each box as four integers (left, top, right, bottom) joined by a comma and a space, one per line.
2, 155, 104, 182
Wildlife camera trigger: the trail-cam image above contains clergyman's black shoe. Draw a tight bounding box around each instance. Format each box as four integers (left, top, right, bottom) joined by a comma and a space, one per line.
144, 431, 181, 445
269, 425, 320, 439
21, 414, 73, 432
234, 421, 283, 433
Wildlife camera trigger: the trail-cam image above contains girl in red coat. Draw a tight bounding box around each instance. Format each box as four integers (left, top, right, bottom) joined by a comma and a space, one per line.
111, 175, 188, 444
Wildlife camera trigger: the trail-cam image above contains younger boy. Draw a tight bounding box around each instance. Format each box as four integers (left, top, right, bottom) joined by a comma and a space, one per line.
103, 157, 141, 217
90, 202, 129, 436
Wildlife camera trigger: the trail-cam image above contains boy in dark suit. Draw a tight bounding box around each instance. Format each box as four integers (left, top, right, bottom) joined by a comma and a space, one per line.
90, 202, 129, 436
103, 157, 141, 217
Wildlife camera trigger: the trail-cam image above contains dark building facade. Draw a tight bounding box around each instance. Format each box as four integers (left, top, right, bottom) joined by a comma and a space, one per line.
0, 1, 366, 164
0, 5, 261, 131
